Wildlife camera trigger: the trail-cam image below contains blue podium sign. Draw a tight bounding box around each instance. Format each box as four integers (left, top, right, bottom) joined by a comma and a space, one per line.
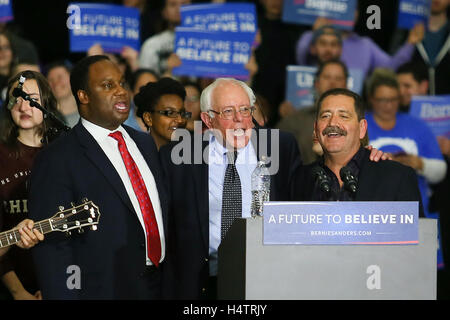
68, 3, 140, 53
397, 0, 430, 30
263, 202, 419, 245
409, 95, 450, 138
0, 0, 13, 23
282, 0, 357, 30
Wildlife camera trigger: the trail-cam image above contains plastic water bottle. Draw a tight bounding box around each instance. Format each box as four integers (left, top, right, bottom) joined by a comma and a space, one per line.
251, 157, 270, 217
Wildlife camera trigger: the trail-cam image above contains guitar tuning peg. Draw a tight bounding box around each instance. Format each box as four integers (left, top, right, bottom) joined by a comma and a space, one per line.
91, 225, 98, 231
66, 231, 72, 237
82, 197, 89, 203
70, 202, 76, 207
78, 228, 84, 234
59, 206, 64, 211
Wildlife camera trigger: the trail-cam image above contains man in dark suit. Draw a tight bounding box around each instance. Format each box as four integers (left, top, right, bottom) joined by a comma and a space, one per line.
159, 78, 302, 299
298, 88, 424, 216
28, 55, 168, 299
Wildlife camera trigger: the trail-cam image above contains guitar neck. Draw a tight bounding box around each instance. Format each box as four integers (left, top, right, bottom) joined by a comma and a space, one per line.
0, 219, 53, 249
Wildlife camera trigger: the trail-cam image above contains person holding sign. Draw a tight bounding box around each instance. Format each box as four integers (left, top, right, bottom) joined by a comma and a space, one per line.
296, 12, 424, 79
139, 0, 191, 76
297, 88, 424, 216
278, 59, 349, 164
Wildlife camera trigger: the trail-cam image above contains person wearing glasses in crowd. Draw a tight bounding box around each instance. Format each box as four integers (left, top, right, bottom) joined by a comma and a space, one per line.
134, 77, 191, 150
159, 78, 302, 299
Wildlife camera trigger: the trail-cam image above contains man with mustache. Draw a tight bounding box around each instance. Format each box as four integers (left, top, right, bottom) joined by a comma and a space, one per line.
160, 78, 302, 299
28, 55, 168, 299
297, 88, 424, 214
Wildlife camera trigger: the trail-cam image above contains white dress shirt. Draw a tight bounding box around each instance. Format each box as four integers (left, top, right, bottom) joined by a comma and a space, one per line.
82, 118, 165, 265
208, 135, 257, 276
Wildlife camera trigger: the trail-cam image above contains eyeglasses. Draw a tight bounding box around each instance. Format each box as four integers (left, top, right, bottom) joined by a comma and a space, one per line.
208, 106, 255, 120
151, 110, 192, 119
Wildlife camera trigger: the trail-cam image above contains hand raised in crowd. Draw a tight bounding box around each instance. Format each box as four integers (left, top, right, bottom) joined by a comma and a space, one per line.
121, 46, 139, 72
407, 22, 425, 45
15, 219, 44, 249
87, 43, 104, 56
163, 53, 182, 78
313, 17, 331, 30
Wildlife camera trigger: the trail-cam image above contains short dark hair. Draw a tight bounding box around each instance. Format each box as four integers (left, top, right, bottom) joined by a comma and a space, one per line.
45, 60, 73, 77
129, 68, 160, 92
315, 88, 365, 121
366, 68, 399, 98
134, 77, 186, 119
397, 62, 428, 83
315, 59, 349, 82
70, 55, 110, 107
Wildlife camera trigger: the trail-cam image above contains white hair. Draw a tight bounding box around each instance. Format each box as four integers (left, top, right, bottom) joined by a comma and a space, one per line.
200, 78, 256, 117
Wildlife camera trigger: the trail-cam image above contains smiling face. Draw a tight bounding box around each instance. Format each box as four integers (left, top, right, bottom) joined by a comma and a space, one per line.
315, 94, 367, 158
10, 79, 44, 132
143, 93, 187, 146
78, 60, 130, 130
201, 81, 254, 150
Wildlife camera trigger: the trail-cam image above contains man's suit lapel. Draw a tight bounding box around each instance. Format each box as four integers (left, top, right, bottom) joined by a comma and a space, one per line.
192, 138, 209, 250
73, 123, 135, 213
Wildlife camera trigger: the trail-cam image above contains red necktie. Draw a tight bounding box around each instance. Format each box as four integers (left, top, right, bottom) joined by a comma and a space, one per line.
109, 131, 161, 267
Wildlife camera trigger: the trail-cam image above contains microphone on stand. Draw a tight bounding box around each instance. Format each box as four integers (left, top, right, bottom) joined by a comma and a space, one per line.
311, 165, 331, 194
340, 166, 358, 194
7, 75, 26, 110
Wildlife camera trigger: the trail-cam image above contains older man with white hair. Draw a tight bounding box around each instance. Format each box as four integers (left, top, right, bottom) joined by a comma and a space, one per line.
160, 77, 302, 299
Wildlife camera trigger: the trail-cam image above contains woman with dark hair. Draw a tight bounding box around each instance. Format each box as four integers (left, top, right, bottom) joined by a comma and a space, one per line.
134, 77, 190, 149
0, 70, 60, 300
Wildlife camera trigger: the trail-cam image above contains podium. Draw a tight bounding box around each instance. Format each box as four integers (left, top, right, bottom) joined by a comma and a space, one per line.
218, 217, 437, 300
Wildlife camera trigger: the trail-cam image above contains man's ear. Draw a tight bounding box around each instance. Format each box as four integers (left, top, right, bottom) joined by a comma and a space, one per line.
142, 112, 153, 128
78, 90, 89, 105
359, 119, 368, 140
420, 80, 429, 95
200, 112, 213, 129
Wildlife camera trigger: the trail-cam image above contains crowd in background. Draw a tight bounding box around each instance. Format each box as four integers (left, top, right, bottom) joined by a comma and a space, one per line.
0, 0, 449, 299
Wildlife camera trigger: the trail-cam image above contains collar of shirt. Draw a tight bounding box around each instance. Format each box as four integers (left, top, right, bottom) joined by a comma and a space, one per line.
81, 118, 130, 145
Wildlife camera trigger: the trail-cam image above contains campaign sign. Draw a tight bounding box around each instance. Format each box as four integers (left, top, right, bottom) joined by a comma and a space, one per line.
282, 0, 357, 30
68, 3, 140, 53
409, 95, 450, 138
0, 0, 13, 23
180, 3, 256, 40
263, 202, 419, 245
285, 65, 363, 109
397, 0, 431, 30
173, 27, 252, 79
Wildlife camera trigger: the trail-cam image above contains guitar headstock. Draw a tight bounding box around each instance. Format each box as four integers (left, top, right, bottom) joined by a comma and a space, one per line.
50, 199, 100, 234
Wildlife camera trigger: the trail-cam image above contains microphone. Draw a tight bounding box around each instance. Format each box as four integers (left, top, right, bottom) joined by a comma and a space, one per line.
340, 166, 358, 194
7, 75, 26, 110
311, 165, 331, 193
